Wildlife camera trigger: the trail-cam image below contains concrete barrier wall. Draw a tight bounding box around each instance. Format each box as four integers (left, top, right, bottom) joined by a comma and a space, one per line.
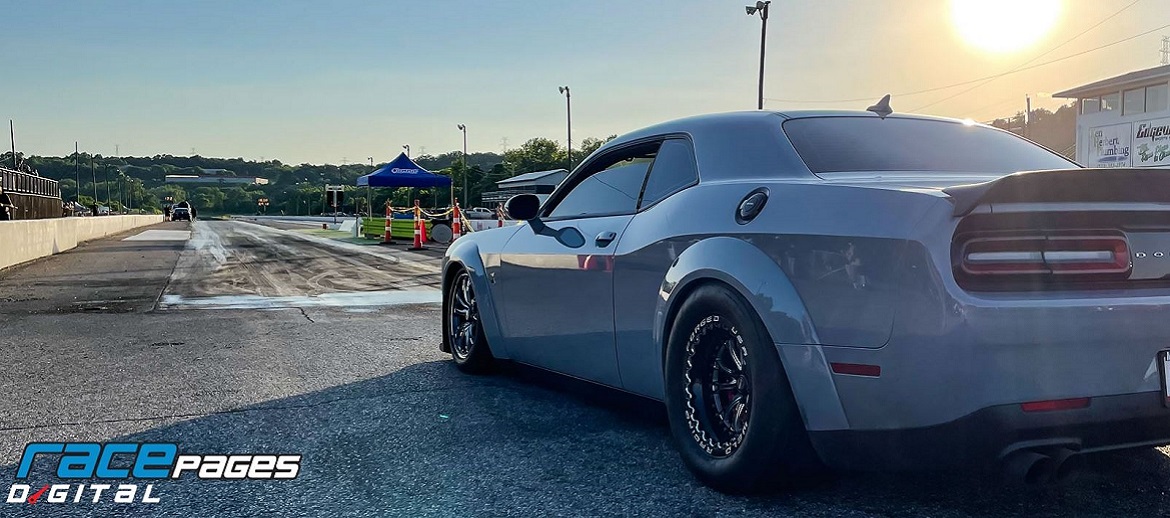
0, 215, 164, 271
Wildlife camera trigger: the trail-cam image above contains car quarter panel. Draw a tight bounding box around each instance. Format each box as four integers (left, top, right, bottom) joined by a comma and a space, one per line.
442, 226, 522, 359
612, 180, 944, 431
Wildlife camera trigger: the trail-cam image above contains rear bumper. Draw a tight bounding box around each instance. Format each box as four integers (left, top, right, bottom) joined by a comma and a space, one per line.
808, 391, 1170, 470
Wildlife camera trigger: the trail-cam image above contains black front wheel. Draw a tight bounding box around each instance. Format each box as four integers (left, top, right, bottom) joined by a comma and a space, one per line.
664, 283, 821, 494
447, 270, 493, 373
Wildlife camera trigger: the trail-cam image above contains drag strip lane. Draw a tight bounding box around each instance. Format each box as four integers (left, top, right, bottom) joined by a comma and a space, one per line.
160, 220, 441, 310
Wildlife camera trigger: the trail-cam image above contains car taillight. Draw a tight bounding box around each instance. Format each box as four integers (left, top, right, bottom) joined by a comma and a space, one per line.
960, 234, 1130, 277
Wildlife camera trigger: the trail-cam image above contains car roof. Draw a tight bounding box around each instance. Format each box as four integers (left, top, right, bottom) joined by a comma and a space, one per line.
587, 110, 984, 182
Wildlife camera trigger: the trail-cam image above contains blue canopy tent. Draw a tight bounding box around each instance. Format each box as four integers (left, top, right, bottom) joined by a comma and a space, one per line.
357, 153, 451, 188
357, 152, 451, 214
356, 153, 452, 240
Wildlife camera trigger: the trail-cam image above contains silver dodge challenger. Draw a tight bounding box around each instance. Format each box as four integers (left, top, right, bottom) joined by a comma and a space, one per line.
440, 109, 1170, 493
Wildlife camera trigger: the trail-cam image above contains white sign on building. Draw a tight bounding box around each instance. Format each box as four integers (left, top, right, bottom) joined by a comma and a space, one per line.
1132, 117, 1170, 167
1054, 64, 1170, 168
1087, 123, 1132, 168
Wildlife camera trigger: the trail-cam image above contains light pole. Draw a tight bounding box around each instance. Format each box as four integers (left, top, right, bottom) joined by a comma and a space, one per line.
745, 1, 771, 110
74, 142, 80, 204
456, 124, 467, 206
90, 157, 97, 212
558, 86, 572, 169
366, 157, 374, 216
403, 145, 410, 157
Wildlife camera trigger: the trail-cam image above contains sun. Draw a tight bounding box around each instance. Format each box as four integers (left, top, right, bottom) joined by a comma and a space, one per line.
951, 0, 1062, 53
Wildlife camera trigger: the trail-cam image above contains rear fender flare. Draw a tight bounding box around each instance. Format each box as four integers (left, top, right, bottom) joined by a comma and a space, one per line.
654, 236, 849, 431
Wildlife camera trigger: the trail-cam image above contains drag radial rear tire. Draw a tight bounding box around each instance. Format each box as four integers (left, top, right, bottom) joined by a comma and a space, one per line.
664, 283, 819, 494
447, 269, 494, 374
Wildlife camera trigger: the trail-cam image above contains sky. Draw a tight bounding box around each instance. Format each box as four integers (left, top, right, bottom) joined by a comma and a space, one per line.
1, 0, 1167, 164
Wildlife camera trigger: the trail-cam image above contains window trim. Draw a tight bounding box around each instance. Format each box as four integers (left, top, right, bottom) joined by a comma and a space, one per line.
1100, 91, 1121, 112
1145, 83, 1169, 112
635, 138, 700, 213
1081, 97, 1100, 114
1123, 87, 1146, 116
540, 136, 674, 222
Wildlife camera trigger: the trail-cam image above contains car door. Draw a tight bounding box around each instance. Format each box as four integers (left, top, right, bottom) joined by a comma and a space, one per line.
496, 142, 660, 387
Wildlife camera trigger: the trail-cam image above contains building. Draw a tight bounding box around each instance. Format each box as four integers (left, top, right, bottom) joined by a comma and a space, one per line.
164, 175, 270, 186
1054, 64, 1170, 168
481, 168, 568, 206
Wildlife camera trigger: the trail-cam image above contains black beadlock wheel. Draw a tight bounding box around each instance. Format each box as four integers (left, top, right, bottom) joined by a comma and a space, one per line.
447, 269, 493, 373
664, 283, 822, 494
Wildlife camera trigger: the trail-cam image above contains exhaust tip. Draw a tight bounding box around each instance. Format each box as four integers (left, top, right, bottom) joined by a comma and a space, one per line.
1050, 447, 1084, 485
1003, 450, 1055, 486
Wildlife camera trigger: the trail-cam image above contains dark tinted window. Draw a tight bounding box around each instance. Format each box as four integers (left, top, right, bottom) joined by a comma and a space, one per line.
784, 117, 1075, 174
547, 158, 652, 218
639, 139, 698, 209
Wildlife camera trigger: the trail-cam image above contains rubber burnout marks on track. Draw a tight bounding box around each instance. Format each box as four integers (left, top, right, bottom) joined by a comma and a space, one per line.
159, 220, 441, 310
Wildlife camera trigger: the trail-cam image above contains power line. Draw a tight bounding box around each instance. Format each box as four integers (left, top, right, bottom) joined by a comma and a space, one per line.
766, 20, 1162, 107
911, 0, 1145, 112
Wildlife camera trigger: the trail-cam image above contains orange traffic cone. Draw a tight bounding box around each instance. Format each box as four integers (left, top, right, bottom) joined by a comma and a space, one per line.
410, 199, 425, 250
452, 201, 462, 240
381, 203, 394, 245
417, 200, 429, 243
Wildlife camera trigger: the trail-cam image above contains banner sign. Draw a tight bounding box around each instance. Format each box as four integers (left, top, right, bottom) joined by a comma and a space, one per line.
1132, 117, 1170, 167
1088, 123, 1132, 168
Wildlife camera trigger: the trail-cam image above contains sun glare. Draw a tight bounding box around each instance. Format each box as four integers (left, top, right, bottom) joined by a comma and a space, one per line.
951, 0, 1061, 53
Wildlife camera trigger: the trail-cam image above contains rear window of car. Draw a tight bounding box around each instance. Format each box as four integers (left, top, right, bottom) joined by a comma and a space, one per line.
783, 117, 1076, 174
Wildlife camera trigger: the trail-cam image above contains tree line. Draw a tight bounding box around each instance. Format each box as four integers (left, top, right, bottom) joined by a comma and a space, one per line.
987, 103, 1076, 158
2, 135, 614, 216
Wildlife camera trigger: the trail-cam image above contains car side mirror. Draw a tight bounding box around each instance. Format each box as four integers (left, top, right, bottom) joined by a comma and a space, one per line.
505, 194, 540, 221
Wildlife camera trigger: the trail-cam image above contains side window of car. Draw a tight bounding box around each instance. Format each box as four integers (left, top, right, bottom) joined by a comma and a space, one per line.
546, 144, 658, 219
638, 139, 698, 209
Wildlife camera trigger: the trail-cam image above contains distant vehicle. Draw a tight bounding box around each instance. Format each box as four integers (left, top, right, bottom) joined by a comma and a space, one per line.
441, 110, 1170, 492
172, 201, 194, 221
463, 207, 495, 219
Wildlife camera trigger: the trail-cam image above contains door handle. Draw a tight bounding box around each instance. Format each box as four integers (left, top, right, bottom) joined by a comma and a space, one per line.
595, 231, 617, 247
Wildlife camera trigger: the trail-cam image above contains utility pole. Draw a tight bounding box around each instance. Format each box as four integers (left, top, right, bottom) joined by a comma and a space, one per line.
1162, 36, 1169, 65
9, 120, 16, 169
105, 165, 112, 208
559, 86, 572, 169
1025, 95, 1032, 140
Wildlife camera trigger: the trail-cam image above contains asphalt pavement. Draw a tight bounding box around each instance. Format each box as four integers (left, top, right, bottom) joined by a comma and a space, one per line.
2, 220, 1170, 517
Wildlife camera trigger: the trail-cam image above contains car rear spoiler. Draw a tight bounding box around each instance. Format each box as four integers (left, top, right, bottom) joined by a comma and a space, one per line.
943, 168, 1170, 216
